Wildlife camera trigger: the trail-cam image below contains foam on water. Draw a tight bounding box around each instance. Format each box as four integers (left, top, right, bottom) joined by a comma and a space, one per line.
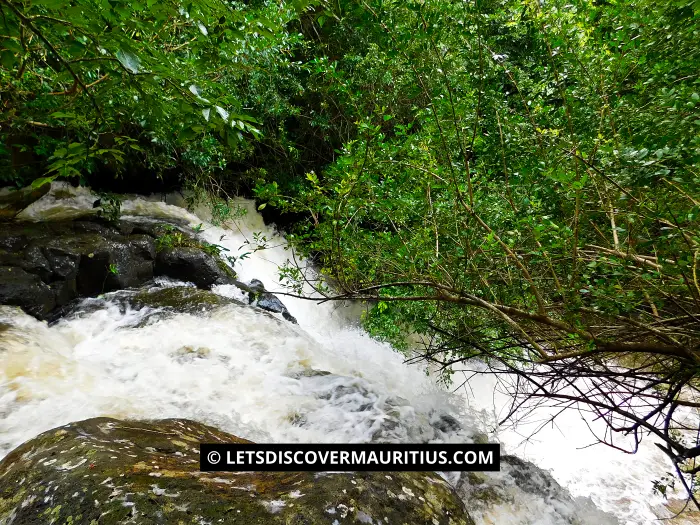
456, 369, 696, 525
1, 182, 693, 524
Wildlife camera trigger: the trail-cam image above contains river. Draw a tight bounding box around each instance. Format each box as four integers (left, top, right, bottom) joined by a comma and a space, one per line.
0, 183, 694, 524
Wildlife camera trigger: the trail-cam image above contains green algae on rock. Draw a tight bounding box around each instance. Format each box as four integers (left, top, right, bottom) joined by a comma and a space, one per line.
0, 418, 474, 525
130, 285, 243, 312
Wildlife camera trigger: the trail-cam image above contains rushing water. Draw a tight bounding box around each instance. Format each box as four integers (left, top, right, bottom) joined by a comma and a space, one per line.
0, 183, 695, 524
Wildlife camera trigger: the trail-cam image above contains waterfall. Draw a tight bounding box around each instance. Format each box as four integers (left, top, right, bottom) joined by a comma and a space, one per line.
0, 183, 691, 524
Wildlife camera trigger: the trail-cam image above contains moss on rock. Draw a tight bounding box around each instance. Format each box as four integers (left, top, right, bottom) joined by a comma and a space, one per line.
131, 286, 241, 312
0, 183, 51, 220
0, 218, 239, 320
0, 418, 473, 525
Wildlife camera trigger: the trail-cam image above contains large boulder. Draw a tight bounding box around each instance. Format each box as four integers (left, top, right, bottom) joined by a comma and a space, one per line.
0, 221, 156, 317
0, 220, 236, 321
0, 418, 473, 525
0, 266, 55, 317
155, 246, 233, 289
0, 183, 51, 220
129, 285, 246, 316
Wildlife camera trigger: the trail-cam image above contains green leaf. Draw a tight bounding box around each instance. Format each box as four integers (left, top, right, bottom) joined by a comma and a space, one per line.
0, 51, 16, 69
31, 175, 58, 189
2, 39, 22, 54
33, 0, 65, 8
50, 112, 76, 119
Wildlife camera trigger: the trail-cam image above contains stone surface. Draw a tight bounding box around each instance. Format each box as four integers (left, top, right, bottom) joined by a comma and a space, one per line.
155, 246, 232, 290
0, 183, 51, 220
0, 417, 473, 525
0, 215, 294, 323
247, 278, 298, 323
0, 266, 55, 317
454, 453, 618, 524
130, 285, 243, 312
0, 219, 235, 321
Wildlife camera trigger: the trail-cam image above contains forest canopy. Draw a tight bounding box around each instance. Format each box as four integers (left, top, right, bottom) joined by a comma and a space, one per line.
2, 0, 700, 502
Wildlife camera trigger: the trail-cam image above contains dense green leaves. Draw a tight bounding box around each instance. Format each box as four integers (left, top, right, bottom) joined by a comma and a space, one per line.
256, 0, 700, 358
4, 0, 698, 372
252, 3, 700, 489
0, 0, 306, 186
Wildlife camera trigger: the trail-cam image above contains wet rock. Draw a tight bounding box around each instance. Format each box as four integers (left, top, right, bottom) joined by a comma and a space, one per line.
293, 368, 333, 378
49, 279, 77, 307
119, 218, 191, 238
0, 183, 51, 220
43, 245, 81, 280
0, 219, 235, 320
500, 455, 560, 497
37, 232, 156, 297
0, 266, 55, 317
456, 454, 617, 524
431, 413, 462, 434
0, 417, 473, 525
258, 294, 298, 323
130, 285, 244, 312
155, 247, 232, 289
22, 244, 54, 280
459, 455, 561, 501
247, 278, 297, 323
247, 277, 266, 297
0, 221, 158, 306
0, 232, 29, 251
471, 432, 490, 445
48, 285, 259, 327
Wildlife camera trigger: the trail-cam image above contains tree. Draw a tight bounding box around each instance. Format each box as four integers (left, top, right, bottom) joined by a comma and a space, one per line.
257, 0, 700, 502
0, 0, 307, 188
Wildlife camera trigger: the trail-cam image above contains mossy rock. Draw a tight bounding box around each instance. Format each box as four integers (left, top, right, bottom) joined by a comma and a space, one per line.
154, 247, 235, 289
0, 183, 51, 220
131, 285, 243, 312
0, 418, 474, 525
149, 224, 237, 283
0, 218, 237, 320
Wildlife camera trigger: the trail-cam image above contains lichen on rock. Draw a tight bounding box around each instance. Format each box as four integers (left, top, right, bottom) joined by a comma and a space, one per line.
0, 418, 474, 525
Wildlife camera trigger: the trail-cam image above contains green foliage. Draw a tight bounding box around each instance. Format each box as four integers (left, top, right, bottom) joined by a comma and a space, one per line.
200, 241, 228, 259
251, 1, 700, 493
259, 0, 700, 355
154, 224, 228, 259
652, 474, 676, 499
277, 262, 305, 296
0, 0, 311, 186
95, 192, 121, 222
154, 226, 186, 252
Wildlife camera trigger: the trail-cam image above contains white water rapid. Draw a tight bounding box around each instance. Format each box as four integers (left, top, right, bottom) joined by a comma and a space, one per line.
0, 183, 695, 525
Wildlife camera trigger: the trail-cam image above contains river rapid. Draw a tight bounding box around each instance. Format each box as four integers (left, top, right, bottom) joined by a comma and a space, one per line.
0, 183, 694, 525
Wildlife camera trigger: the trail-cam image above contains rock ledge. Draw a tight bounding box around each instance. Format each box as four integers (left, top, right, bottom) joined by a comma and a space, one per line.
0, 418, 473, 525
